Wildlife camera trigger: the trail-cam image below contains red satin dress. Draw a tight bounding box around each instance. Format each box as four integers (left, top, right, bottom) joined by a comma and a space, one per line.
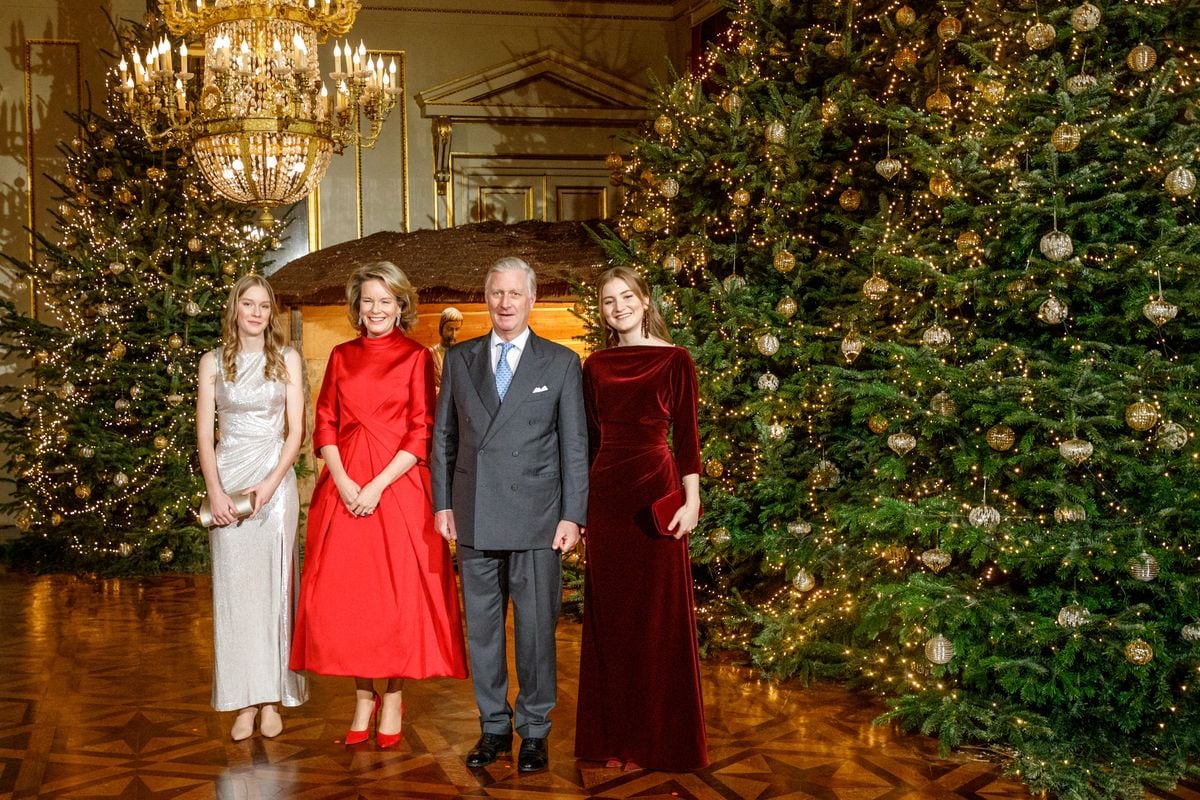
290, 328, 468, 680
575, 345, 708, 771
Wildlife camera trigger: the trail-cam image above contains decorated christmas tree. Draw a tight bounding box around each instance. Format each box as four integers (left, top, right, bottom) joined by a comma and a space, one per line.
0, 30, 274, 574
603, 0, 1200, 796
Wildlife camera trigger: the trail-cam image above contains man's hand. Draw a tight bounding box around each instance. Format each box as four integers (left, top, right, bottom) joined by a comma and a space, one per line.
435, 509, 457, 542
552, 520, 581, 553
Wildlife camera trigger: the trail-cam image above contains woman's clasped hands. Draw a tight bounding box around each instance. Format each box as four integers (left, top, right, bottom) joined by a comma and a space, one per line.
336, 476, 382, 516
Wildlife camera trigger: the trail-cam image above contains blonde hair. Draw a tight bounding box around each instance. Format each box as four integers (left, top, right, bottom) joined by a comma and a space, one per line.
346, 261, 419, 332
221, 274, 289, 382
596, 266, 673, 349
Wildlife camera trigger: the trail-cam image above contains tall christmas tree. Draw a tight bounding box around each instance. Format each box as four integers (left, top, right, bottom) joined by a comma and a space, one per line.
0, 24, 275, 574
603, 0, 1200, 796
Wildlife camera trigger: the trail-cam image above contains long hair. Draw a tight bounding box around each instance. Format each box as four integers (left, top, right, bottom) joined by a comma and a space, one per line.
345, 261, 420, 332
596, 266, 673, 349
221, 274, 290, 383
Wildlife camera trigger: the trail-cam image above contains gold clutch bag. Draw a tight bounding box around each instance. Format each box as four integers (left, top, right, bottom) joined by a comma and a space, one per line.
198, 490, 256, 528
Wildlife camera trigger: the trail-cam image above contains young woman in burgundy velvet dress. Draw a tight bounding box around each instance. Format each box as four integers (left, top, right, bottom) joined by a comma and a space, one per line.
574, 266, 707, 772
290, 262, 468, 748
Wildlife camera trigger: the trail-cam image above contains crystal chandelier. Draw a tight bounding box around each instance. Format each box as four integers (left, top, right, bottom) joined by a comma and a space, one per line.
121, 0, 399, 225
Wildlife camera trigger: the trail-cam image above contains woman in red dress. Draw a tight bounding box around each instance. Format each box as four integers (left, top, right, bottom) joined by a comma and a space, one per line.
290, 261, 468, 748
574, 266, 708, 772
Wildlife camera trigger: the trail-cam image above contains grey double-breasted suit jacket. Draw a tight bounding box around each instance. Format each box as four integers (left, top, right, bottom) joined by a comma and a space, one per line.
431, 330, 588, 548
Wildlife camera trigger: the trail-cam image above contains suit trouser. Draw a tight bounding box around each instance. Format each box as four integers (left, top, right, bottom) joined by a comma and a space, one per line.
457, 544, 562, 739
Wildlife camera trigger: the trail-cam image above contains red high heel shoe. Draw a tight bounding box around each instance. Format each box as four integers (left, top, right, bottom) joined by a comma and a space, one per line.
375, 700, 404, 748
344, 692, 381, 745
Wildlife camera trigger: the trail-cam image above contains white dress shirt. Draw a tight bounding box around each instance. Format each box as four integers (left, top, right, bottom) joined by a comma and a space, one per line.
489, 327, 531, 376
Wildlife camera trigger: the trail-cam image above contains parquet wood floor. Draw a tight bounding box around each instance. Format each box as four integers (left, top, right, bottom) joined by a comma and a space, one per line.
2, 570, 1197, 800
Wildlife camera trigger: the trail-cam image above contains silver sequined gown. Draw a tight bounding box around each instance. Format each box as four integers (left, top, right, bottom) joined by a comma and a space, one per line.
209, 348, 308, 711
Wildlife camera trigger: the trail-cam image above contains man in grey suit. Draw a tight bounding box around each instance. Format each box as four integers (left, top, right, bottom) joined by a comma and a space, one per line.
431, 256, 588, 773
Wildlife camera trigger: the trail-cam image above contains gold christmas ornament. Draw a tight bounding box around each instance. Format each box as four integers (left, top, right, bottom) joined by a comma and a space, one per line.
825, 39, 844, 59
893, 47, 918, 70
737, 36, 756, 56
1129, 551, 1159, 581
987, 424, 1016, 451
1142, 296, 1178, 326
101, 134, 116, 149
1039, 230, 1073, 261
153, 434, 170, 450
810, 459, 841, 489
895, 5, 916, 26
767, 422, 788, 441
97, 166, 112, 181
187, 237, 203, 253
930, 392, 957, 417
757, 372, 780, 392
1057, 603, 1092, 628
723, 274, 747, 293
704, 458, 724, 478
75, 484, 92, 499
604, 151, 624, 172
875, 157, 901, 181
936, 17, 962, 40
117, 542, 134, 557
929, 174, 952, 197
921, 547, 952, 573
838, 188, 861, 211
167, 393, 185, 406
921, 324, 951, 350
776, 296, 797, 318
979, 80, 1005, 104
1127, 44, 1157, 73
821, 98, 840, 122
757, 332, 781, 356
955, 231, 982, 254
145, 166, 167, 180
792, 569, 816, 592
773, 250, 796, 273
887, 431, 916, 455
732, 188, 751, 207
1026, 22, 1055, 50
1165, 166, 1196, 197
1052, 123, 1081, 152
721, 93, 742, 114
862, 275, 890, 301
632, 216, 650, 233
113, 472, 130, 488
1124, 639, 1154, 665
1038, 294, 1070, 325
159, 547, 175, 564
168, 334, 184, 350
1066, 73, 1097, 95
1054, 504, 1087, 523
80, 445, 96, 458
881, 545, 909, 566
662, 254, 682, 273
185, 300, 202, 317
1059, 437, 1094, 465
129, 385, 143, 400
1181, 621, 1200, 642
841, 331, 865, 363
968, 503, 1000, 531
16, 509, 33, 532
653, 114, 673, 136
787, 519, 812, 536
867, 415, 889, 434
1070, 2, 1101, 32
765, 120, 787, 144
115, 187, 134, 204
659, 177, 680, 198
108, 342, 127, 361
925, 634, 955, 664
925, 90, 951, 113
1125, 401, 1159, 432
1157, 421, 1188, 451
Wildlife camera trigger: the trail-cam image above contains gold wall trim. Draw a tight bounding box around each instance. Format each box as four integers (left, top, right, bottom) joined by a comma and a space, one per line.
23, 38, 82, 319
307, 184, 322, 252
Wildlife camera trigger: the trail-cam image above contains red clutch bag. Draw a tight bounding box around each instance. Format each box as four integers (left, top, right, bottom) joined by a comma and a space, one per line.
651, 489, 701, 536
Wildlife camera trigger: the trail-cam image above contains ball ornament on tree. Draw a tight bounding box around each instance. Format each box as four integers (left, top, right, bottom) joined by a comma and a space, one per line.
653, 114, 673, 136
920, 548, 952, 573
1164, 166, 1196, 197
159, 547, 174, 564
1125, 639, 1154, 665
1070, 3, 1101, 32
1129, 551, 1159, 582
820, 98, 840, 122
757, 372, 780, 392
1127, 44, 1157, 73
764, 120, 787, 144
1039, 229, 1073, 261
731, 188, 751, 207
168, 334, 184, 350
1026, 22, 1055, 50
824, 39, 844, 59
930, 392, 957, 417
1054, 504, 1086, 523
787, 519, 812, 536
776, 296, 797, 318
792, 569, 815, 592
757, 332, 781, 356
767, 422, 787, 441
925, 90, 951, 113
153, 435, 170, 450
1181, 621, 1200, 642
704, 459, 724, 478
1157, 421, 1188, 451
112, 472, 130, 488
955, 231, 981, 254
925, 634, 954, 664
773, 250, 796, 273
722, 274, 746, 293
16, 509, 33, 532
838, 188, 861, 211
114, 398, 131, 412
921, 324, 951, 350
80, 445, 95, 458
928, 174, 952, 197
96, 166, 112, 181
604, 151, 623, 172
809, 459, 840, 489
987, 424, 1016, 451
875, 156, 901, 181
75, 484, 92, 499
1125, 401, 1159, 432
841, 332, 865, 362
867, 415, 889, 434
882, 545, 909, 566
893, 47, 918, 70
936, 17, 962, 40
721, 93, 741, 114
710, 527, 731, 545
1059, 437, 1093, 465
659, 177, 680, 198
1057, 603, 1092, 628
632, 216, 650, 233
1038, 294, 1069, 325
979, 79, 1005, 104
887, 432, 916, 455
895, 5, 916, 25
1051, 124, 1081, 152
1142, 296, 1178, 326
862, 275, 890, 301
968, 503, 1001, 531
1066, 73, 1097, 95
115, 187, 134, 204
167, 393, 185, 406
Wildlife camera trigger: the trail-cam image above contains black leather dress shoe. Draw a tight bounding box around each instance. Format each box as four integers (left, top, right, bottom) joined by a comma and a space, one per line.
466, 732, 512, 767
517, 737, 549, 772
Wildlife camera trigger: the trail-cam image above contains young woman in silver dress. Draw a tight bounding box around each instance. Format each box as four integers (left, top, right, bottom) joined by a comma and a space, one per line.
196, 274, 308, 740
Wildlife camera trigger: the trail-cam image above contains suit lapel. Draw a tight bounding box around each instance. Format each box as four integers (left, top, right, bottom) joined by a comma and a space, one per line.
480, 331, 550, 448
467, 337, 501, 417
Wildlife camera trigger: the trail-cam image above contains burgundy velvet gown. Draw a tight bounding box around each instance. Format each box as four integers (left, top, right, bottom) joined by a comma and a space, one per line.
290, 328, 468, 680
575, 345, 708, 771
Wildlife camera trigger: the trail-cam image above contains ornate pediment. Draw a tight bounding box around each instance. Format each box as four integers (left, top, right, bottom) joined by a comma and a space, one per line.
416, 48, 652, 124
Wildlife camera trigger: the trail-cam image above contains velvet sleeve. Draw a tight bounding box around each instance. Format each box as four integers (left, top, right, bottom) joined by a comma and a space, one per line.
312, 346, 342, 453
399, 345, 434, 463
671, 348, 701, 476
582, 356, 601, 465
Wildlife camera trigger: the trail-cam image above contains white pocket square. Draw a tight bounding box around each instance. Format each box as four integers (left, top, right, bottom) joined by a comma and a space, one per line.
532, 385, 549, 393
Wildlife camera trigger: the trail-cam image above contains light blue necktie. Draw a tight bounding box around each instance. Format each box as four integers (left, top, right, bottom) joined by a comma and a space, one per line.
495, 341, 515, 401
